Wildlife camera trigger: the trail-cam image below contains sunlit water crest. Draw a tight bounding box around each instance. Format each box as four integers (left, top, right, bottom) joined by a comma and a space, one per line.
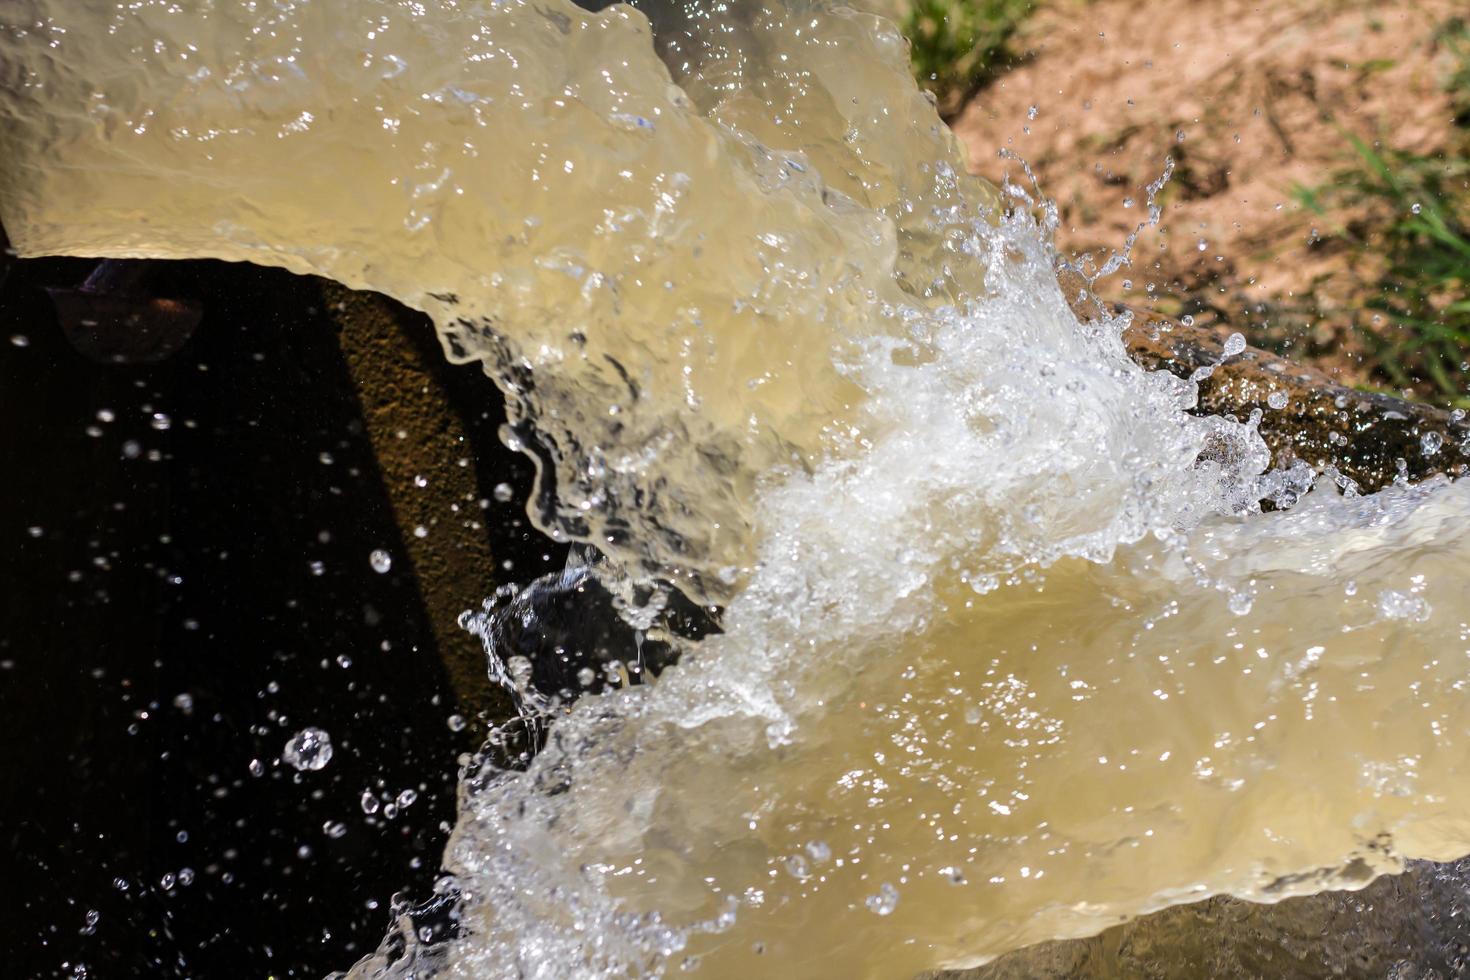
3, 1, 1470, 977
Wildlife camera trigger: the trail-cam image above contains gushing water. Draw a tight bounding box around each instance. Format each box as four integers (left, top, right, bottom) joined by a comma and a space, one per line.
3, 1, 1470, 978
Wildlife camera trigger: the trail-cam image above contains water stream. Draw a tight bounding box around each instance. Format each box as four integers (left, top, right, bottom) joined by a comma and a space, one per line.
4, 2, 1470, 977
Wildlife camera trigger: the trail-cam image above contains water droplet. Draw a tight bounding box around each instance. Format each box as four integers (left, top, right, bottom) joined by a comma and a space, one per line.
396, 788, 418, 808
413, 525, 428, 538
172, 692, 194, 713
413, 474, 428, 488
1027, 104, 1038, 120
369, 549, 392, 573
324, 820, 348, 839
149, 412, 171, 431
865, 882, 899, 916
248, 758, 265, 777
1222, 332, 1246, 357
318, 451, 335, 465
121, 440, 142, 459
1180, 314, 1195, 327
10, 334, 30, 347
1421, 431, 1443, 456
938, 865, 967, 885
360, 790, 381, 814
446, 713, 466, 732
1411, 202, 1423, 214
493, 482, 514, 502
1175, 129, 1186, 142
283, 727, 333, 771
805, 840, 832, 864
1267, 390, 1289, 410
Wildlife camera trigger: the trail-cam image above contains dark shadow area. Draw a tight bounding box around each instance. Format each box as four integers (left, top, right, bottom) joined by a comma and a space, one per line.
0, 248, 556, 978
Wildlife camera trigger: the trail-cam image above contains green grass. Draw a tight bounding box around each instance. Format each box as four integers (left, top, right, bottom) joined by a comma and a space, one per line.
900, 0, 1034, 115
1289, 23, 1470, 405
1437, 17, 1470, 126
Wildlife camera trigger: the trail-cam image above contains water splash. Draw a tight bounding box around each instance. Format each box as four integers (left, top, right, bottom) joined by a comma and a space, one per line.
3, 1, 1470, 977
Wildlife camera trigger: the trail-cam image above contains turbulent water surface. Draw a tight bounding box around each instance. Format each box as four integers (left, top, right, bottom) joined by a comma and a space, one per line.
4, 1, 1470, 977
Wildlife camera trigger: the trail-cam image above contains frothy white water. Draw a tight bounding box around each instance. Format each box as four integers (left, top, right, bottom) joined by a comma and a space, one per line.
3, 2, 1470, 977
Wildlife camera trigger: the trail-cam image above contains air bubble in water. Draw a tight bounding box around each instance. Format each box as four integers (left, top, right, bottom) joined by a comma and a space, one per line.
865, 882, 899, 916
1378, 590, 1431, 623
283, 727, 333, 771
938, 865, 967, 885
369, 549, 392, 573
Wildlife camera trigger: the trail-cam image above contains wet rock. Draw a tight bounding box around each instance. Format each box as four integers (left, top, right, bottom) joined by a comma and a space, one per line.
1120, 305, 1470, 493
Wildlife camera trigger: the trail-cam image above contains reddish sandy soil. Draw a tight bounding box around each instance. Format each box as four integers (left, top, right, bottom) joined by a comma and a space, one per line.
949, 0, 1467, 387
